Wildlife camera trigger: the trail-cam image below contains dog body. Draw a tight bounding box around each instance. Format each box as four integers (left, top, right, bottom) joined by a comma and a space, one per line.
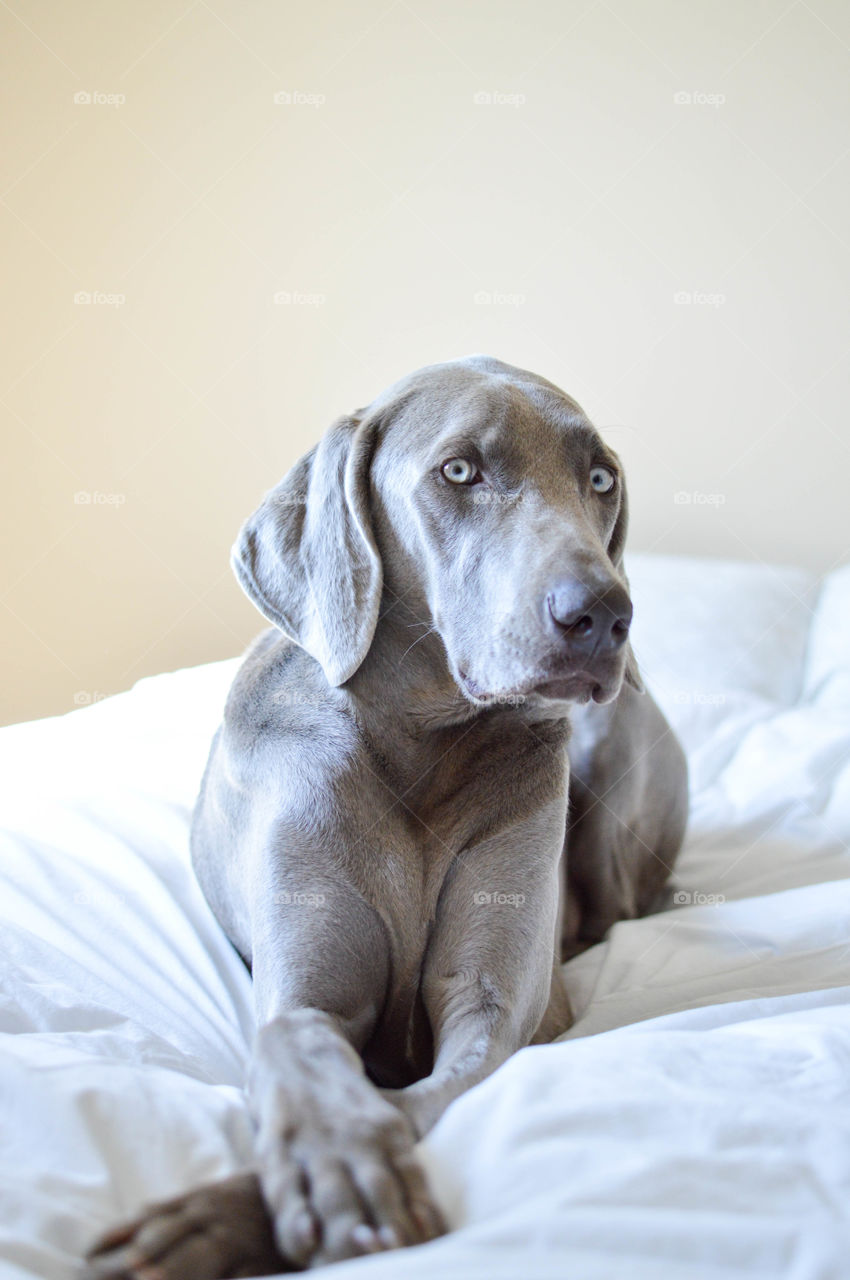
88, 356, 687, 1279
192, 625, 574, 1095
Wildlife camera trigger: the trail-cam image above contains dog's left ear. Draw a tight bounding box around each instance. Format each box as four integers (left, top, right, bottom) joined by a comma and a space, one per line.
232, 414, 382, 686
606, 456, 645, 695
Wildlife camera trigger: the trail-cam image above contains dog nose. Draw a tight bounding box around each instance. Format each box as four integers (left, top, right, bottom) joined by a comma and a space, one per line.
546, 578, 633, 657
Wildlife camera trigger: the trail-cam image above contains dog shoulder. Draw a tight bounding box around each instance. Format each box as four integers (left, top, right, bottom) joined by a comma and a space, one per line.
221, 628, 360, 776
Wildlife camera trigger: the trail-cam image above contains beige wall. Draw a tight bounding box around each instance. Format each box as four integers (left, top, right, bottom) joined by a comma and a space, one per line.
2, 1, 849, 725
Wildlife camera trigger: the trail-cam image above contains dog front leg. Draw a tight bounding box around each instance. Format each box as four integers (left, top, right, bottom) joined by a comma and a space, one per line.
245, 878, 445, 1267
86, 871, 443, 1279
385, 808, 568, 1138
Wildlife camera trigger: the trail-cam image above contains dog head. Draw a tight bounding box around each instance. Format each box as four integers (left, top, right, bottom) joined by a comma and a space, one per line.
233, 355, 642, 708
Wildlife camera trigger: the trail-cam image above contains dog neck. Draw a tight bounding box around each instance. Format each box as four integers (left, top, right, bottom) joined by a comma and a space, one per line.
345, 589, 479, 734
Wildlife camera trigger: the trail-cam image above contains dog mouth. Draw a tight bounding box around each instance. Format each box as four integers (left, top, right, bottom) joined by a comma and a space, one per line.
458, 668, 613, 707
457, 672, 529, 707
533, 672, 605, 704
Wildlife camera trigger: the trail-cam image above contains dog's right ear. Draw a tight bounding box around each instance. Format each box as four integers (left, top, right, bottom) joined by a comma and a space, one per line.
232, 415, 383, 686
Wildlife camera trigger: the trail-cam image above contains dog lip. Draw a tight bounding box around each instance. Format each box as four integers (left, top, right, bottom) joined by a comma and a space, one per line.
533, 673, 600, 703
457, 670, 489, 701
457, 671, 526, 706
458, 668, 611, 706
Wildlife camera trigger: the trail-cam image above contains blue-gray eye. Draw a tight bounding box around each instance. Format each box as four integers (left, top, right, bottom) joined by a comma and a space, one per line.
441, 458, 479, 484
590, 465, 616, 494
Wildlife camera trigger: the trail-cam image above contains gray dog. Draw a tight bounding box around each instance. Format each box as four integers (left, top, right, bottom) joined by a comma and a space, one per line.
88, 355, 688, 1278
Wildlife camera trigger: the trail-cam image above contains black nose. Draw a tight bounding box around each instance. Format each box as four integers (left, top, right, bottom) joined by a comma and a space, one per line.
546, 578, 632, 659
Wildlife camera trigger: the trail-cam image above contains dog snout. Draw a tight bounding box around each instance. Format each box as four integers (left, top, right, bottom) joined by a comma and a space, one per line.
546, 578, 632, 659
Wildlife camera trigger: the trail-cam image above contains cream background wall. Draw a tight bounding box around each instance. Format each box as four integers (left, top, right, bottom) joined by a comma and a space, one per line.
2, 0, 849, 724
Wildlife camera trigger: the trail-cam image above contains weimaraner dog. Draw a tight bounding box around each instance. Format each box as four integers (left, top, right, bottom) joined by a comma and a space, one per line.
87, 355, 688, 1278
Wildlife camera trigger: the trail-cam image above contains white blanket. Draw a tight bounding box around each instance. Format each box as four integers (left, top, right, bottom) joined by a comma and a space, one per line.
2, 554, 849, 1279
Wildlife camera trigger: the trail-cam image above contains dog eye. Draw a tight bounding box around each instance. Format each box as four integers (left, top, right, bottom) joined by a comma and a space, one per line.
589, 465, 616, 494
441, 458, 479, 485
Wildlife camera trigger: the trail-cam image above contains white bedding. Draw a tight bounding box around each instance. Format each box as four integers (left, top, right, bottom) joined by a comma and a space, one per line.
2, 554, 850, 1279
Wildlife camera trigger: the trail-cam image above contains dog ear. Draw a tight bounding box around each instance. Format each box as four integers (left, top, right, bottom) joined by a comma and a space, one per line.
606, 455, 645, 695
232, 414, 382, 686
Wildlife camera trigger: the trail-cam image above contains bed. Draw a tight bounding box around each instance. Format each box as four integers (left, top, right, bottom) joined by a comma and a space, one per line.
2, 553, 850, 1280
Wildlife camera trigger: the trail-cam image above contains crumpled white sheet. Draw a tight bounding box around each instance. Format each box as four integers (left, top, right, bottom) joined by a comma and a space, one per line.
1, 554, 849, 1279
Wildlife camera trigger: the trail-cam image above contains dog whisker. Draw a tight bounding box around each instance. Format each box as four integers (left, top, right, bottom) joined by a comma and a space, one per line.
398, 625, 438, 662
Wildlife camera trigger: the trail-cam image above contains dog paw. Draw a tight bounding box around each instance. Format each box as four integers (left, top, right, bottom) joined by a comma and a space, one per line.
257, 1103, 445, 1267
83, 1171, 289, 1279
